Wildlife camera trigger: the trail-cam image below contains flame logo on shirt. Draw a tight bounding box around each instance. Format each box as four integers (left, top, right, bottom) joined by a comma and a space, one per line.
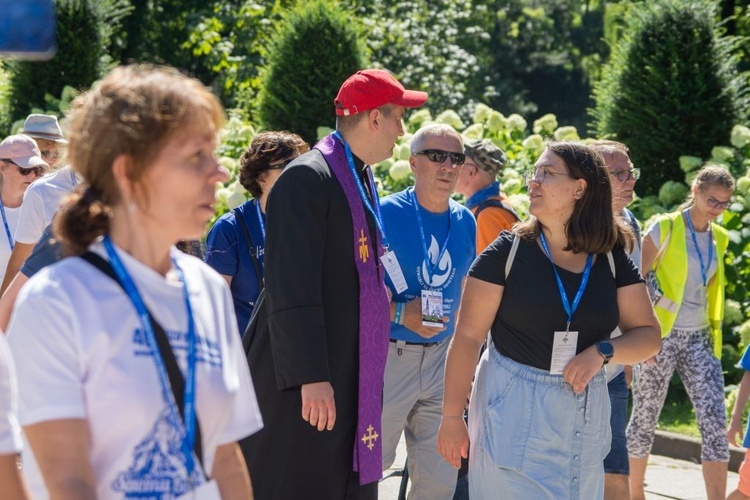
422, 235, 452, 288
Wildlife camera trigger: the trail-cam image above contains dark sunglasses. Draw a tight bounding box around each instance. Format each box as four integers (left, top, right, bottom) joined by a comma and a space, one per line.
3, 159, 46, 177
414, 149, 466, 166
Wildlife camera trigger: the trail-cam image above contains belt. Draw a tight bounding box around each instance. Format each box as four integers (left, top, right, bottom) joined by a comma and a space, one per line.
389, 339, 440, 348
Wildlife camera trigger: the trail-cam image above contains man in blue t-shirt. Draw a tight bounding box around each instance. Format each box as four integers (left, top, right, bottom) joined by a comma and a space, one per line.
379, 124, 476, 500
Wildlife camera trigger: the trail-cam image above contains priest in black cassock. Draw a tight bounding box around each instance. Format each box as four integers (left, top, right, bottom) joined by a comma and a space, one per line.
241, 70, 428, 500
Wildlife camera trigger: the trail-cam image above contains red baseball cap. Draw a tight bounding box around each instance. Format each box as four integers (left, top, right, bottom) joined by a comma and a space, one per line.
334, 69, 428, 116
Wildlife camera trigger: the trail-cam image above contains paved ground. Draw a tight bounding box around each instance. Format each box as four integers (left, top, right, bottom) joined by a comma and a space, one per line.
378, 437, 741, 499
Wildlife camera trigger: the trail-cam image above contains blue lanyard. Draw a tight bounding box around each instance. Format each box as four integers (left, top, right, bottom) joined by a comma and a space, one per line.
333, 131, 388, 249
684, 209, 713, 287
539, 232, 593, 330
465, 181, 500, 209
254, 199, 266, 244
70, 168, 78, 187
103, 236, 199, 476
0, 200, 13, 251
411, 188, 451, 286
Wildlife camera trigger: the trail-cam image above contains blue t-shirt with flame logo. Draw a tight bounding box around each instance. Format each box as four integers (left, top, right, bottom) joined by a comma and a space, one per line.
381, 187, 476, 343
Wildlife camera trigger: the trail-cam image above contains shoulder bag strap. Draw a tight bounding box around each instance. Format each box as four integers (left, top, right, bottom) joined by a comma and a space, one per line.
504, 233, 521, 279
652, 215, 674, 273
80, 252, 207, 476
233, 207, 264, 291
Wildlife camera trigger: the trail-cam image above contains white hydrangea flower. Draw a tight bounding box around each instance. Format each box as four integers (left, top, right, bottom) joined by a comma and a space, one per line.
462, 123, 484, 140
533, 113, 558, 135
730, 124, 750, 149
711, 146, 734, 162
507, 114, 527, 132
473, 103, 493, 124
522, 134, 545, 155
487, 111, 507, 133
389, 160, 412, 181
679, 155, 703, 173
553, 126, 580, 141
435, 110, 465, 130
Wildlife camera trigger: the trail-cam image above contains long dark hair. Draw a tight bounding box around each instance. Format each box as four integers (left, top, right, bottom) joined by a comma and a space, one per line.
515, 141, 635, 254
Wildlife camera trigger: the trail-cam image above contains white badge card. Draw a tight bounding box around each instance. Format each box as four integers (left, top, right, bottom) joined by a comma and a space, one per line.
421, 289, 443, 327
176, 479, 221, 500
381, 250, 408, 294
549, 330, 578, 375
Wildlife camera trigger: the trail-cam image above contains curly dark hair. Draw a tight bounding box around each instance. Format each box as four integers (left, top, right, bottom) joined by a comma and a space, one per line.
239, 131, 309, 197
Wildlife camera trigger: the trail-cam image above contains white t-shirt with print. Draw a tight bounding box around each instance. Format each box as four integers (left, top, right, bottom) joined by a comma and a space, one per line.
8, 241, 263, 499
0, 204, 20, 284
0, 332, 22, 454
14, 165, 78, 245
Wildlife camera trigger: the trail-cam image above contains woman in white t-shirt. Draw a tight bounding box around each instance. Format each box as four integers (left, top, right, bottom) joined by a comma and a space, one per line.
0, 331, 29, 499
0, 135, 49, 285
7, 64, 263, 500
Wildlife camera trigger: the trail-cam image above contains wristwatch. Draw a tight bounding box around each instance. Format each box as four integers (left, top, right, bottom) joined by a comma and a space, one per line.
596, 340, 615, 365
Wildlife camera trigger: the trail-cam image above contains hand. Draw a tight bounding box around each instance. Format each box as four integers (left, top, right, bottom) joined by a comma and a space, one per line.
563, 346, 604, 395
402, 297, 448, 339
301, 381, 336, 431
727, 417, 744, 447
437, 417, 469, 469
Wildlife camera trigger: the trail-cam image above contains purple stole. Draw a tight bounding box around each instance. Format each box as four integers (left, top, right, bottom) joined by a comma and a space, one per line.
314, 134, 390, 485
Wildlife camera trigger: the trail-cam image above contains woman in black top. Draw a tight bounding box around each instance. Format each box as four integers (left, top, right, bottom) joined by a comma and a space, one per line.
438, 142, 660, 498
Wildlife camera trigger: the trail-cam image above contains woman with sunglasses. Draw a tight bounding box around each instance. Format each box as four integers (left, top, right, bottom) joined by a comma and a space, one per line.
205, 131, 308, 334
6, 64, 262, 499
0, 135, 48, 286
628, 165, 735, 500
437, 141, 660, 498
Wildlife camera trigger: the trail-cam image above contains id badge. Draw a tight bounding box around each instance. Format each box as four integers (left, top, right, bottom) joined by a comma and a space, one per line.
421, 289, 443, 327
176, 479, 221, 500
380, 250, 408, 294
549, 330, 578, 375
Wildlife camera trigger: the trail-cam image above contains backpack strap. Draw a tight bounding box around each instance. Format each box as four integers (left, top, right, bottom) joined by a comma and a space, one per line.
233, 206, 264, 292
475, 198, 521, 222
606, 251, 615, 279
504, 234, 520, 279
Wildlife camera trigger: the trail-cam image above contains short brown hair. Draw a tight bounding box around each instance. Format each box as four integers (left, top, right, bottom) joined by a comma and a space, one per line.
239, 131, 309, 198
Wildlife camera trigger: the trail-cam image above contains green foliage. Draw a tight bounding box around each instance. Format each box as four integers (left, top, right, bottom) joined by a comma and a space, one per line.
466, 0, 608, 130
3, 0, 130, 130
351, 0, 483, 119
257, 0, 368, 145
592, 0, 749, 196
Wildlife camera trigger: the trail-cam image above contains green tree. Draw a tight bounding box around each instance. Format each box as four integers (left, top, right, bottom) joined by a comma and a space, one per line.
3, 0, 129, 128
257, 0, 367, 144
351, 0, 484, 119
592, 0, 749, 196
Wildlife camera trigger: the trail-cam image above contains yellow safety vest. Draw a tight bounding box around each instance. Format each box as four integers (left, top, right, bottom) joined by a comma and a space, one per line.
652, 211, 728, 358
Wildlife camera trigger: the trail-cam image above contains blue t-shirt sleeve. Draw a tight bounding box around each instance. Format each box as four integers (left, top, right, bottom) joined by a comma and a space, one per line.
21, 224, 62, 278
204, 213, 241, 277
739, 345, 750, 371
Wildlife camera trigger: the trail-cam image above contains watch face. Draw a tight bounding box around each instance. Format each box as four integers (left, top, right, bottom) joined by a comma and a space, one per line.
599, 341, 614, 357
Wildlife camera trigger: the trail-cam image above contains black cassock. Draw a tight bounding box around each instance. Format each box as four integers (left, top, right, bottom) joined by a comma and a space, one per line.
240, 150, 379, 500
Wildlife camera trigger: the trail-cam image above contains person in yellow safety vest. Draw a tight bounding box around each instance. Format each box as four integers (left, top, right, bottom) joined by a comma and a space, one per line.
628, 165, 734, 500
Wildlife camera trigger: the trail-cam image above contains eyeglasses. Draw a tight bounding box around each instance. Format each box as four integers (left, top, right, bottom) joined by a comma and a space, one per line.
41, 150, 60, 161
413, 149, 466, 166
267, 157, 295, 171
2, 159, 46, 177
702, 192, 731, 210
522, 167, 572, 186
609, 168, 641, 183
